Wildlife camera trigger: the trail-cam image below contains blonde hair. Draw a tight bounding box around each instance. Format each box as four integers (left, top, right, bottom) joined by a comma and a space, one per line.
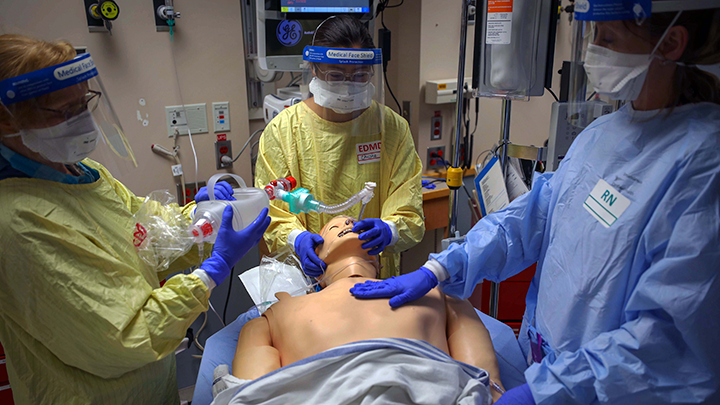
0, 34, 77, 134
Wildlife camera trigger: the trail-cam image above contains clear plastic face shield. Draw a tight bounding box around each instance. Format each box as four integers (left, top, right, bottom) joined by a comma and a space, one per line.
568, 0, 720, 126
0, 53, 136, 174
302, 44, 385, 130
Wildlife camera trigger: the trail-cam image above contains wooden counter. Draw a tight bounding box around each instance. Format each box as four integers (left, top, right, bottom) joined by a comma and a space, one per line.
422, 179, 449, 231
421, 167, 476, 232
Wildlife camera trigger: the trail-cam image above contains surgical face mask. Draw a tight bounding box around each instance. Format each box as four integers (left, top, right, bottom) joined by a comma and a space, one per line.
583, 12, 681, 102
309, 77, 375, 114
8, 110, 100, 164
583, 45, 653, 101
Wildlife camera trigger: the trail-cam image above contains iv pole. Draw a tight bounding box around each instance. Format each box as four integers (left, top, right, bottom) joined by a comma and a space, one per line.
447, 0, 505, 318
447, 0, 501, 319
447, 0, 536, 319
447, 0, 471, 237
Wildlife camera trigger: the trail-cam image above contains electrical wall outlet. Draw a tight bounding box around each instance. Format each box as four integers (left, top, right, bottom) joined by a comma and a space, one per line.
426, 146, 446, 170
177, 181, 206, 206
215, 140, 233, 170
430, 114, 442, 140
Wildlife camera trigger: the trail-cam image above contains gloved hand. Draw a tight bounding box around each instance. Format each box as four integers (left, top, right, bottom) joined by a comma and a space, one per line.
195, 181, 235, 202
295, 231, 326, 278
494, 384, 536, 405
352, 218, 393, 255
202, 207, 270, 285
350, 266, 438, 308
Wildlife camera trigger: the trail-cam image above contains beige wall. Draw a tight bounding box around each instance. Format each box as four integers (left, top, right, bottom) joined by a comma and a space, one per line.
380, 0, 423, 144
1, 0, 574, 196
1, 0, 253, 197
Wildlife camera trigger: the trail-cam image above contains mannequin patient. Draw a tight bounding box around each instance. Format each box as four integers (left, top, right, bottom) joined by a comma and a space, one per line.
232, 216, 504, 401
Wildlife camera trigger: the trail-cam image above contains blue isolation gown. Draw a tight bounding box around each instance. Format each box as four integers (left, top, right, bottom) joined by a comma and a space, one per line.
431, 102, 720, 404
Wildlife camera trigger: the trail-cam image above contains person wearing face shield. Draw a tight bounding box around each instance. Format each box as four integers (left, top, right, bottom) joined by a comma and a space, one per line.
255, 15, 424, 280
351, 1, 720, 404
0, 34, 269, 405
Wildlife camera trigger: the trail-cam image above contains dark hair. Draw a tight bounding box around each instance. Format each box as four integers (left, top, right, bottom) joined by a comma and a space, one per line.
628, 8, 720, 106
313, 15, 375, 49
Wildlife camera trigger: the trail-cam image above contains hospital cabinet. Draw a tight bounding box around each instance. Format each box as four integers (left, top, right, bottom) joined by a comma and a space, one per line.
478, 264, 537, 337
0, 340, 13, 405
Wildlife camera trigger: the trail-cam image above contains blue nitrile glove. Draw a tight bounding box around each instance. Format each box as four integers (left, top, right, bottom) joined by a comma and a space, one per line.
195, 181, 235, 202
202, 207, 270, 285
352, 218, 393, 255
421, 180, 437, 190
295, 231, 326, 278
495, 384, 535, 405
350, 266, 438, 308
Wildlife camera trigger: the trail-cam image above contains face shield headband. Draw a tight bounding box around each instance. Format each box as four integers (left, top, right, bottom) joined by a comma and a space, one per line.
0, 53, 137, 174
302, 46, 383, 114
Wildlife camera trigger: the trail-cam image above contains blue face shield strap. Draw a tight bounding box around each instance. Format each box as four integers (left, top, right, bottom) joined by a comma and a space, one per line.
574, 0, 651, 22
303, 46, 382, 66
0, 53, 98, 107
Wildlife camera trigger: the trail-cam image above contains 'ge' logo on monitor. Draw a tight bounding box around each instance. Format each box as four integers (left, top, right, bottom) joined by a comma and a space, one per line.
277, 20, 303, 47
574, 0, 589, 13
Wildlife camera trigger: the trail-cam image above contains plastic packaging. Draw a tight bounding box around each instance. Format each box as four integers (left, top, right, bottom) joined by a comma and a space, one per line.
255, 253, 314, 314
190, 174, 270, 244
248, 252, 379, 314
132, 190, 195, 272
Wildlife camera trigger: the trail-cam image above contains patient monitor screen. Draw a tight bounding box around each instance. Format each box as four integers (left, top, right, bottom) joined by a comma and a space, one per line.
280, 0, 370, 13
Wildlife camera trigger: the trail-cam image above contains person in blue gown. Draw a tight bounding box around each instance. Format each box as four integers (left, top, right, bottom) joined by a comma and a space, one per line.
351, 2, 720, 404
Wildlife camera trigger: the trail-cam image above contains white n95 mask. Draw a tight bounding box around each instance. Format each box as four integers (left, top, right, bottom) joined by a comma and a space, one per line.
583, 44, 653, 101
309, 77, 375, 114
583, 14, 682, 102
9, 110, 101, 164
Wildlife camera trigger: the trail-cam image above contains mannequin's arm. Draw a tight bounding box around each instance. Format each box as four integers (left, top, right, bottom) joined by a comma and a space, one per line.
232, 316, 281, 380
445, 295, 504, 402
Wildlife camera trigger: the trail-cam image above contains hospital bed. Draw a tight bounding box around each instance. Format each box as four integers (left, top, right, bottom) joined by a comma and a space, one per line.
192, 306, 528, 405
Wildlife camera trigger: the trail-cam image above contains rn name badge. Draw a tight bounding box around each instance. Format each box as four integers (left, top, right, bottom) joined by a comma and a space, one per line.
583, 179, 631, 228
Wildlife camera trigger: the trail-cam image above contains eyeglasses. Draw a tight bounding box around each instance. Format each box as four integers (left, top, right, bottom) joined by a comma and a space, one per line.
39, 90, 102, 121
314, 65, 374, 84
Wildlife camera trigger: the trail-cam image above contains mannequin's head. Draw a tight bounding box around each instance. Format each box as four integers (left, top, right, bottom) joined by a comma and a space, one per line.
315, 215, 379, 286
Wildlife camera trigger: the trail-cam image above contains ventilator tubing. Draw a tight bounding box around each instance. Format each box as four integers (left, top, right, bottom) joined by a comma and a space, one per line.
318, 182, 376, 214
275, 182, 376, 215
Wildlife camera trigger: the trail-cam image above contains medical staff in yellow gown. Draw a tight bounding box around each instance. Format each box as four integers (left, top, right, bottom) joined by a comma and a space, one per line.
0, 34, 269, 404
0, 160, 213, 404
255, 16, 424, 278
255, 100, 424, 278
